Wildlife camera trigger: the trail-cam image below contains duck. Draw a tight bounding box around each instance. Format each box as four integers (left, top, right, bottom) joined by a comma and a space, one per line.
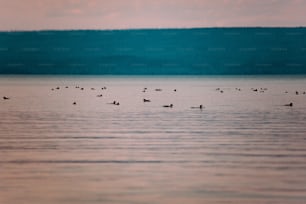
163, 104, 173, 108
155, 88, 162, 92
143, 99, 151, 102
3, 96, 10, 100
108, 101, 118, 105
73, 102, 77, 105
284, 102, 293, 107
97, 94, 103, 97
191, 105, 204, 110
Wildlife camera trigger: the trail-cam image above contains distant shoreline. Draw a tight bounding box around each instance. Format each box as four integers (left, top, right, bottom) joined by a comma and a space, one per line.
1, 26, 306, 33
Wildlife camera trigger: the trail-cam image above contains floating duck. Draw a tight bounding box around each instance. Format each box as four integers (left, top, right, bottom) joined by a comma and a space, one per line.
191, 105, 204, 110
284, 102, 293, 107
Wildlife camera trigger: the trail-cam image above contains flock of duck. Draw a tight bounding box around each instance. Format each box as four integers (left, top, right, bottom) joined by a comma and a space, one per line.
2, 85, 303, 108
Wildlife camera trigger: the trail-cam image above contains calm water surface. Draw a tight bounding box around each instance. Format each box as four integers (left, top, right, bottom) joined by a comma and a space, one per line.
1, 76, 306, 204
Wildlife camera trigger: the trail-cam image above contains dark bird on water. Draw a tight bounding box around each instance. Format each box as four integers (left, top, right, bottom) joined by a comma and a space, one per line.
109, 101, 120, 106
3, 96, 10, 100
97, 94, 103, 97
73, 102, 77, 105
284, 102, 293, 107
163, 104, 173, 108
143, 99, 151, 102
155, 89, 162, 92
191, 105, 204, 110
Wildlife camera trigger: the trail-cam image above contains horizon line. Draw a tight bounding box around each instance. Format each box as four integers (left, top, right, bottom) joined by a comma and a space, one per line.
1, 26, 306, 32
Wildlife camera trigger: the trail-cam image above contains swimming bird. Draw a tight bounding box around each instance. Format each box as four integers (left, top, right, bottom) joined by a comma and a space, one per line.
155, 89, 162, 92
80, 88, 84, 90
91, 88, 95, 90
97, 94, 103, 97
163, 104, 173, 108
143, 99, 151, 102
65, 86, 69, 88
284, 102, 293, 107
296, 91, 299, 95
73, 102, 77, 105
174, 89, 177, 92
56, 87, 60, 90
108, 101, 119, 105
3, 96, 10, 100
191, 105, 204, 110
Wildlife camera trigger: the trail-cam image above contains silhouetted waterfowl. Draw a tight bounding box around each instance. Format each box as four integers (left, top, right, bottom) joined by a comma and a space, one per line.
303, 92, 306, 95
253, 89, 258, 92
155, 89, 162, 91
174, 89, 177, 92
143, 99, 151, 102
51, 88, 54, 91
76, 86, 79, 88
56, 87, 60, 90
73, 102, 77, 105
284, 102, 293, 107
191, 105, 204, 109
285, 91, 288, 94
3, 96, 10, 100
80, 88, 84, 90
91, 88, 95, 90
296, 91, 299, 95
65, 86, 68, 88
216, 88, 220, 91
107, 101, 120, 105
97, 94, 103, 97
163, 104, 173, 108
220, 90, 224, 93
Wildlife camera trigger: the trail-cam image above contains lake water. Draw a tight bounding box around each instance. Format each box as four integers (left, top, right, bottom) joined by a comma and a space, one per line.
1, 75, 306, 204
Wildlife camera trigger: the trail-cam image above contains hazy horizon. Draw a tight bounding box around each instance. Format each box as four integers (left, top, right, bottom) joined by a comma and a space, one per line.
1, 0, 306, 31
2, 26, 306, 32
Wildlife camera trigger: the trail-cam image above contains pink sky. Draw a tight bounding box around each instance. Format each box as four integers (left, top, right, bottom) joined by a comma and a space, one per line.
1, 0, 306, 30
